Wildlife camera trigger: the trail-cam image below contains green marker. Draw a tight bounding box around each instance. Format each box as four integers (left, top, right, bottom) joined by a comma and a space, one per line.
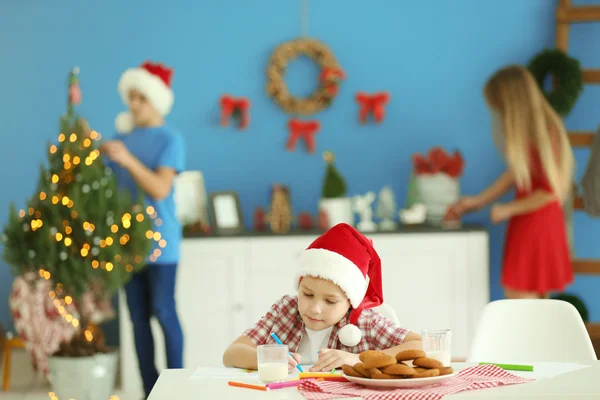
479, 362, 534, 371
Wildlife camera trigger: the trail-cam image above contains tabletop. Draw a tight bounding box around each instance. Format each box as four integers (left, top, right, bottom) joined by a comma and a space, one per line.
148, 361, 600, 399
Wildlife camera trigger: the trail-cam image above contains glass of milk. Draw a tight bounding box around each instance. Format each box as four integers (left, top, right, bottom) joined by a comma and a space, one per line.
421, 329, 452, 366
257, 344, 289, 383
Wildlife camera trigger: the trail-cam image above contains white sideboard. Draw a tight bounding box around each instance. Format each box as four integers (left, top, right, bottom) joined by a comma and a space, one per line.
118, 227, 489, 398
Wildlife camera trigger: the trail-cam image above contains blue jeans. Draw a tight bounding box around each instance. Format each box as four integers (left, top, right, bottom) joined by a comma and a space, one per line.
124, 263, 184, 397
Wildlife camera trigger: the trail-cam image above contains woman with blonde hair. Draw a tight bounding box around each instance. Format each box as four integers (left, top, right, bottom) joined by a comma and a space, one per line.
453, 65, 575, 299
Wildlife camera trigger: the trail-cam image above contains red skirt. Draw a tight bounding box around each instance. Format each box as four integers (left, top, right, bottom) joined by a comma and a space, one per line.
501, 201, 573, 294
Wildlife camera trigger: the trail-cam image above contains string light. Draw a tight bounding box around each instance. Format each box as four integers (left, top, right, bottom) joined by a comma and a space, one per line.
19, 124, 162, 331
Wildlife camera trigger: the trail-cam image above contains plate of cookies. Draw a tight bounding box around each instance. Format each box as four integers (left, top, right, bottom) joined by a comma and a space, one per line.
341, 349, 457, 389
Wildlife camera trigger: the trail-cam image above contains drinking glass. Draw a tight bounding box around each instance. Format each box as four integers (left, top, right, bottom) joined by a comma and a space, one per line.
256, 344, 289, 383
421, 329, 452, 366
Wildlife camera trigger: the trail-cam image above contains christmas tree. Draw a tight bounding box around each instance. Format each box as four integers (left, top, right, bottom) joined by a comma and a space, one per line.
1, 67, 154, 356
321, 151, 347, 198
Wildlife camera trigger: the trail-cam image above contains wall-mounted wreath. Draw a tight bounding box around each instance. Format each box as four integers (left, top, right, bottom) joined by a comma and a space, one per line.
266, 38, 345, 116
528, 48, 583, 117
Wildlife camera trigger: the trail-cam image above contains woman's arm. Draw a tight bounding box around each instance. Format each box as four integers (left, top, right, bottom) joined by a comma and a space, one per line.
476, 169, 515, 207
504, 190, 557, 217
222, 335, 258, 369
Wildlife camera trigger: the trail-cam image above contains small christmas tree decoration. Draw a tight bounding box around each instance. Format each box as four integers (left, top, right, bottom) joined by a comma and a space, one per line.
321, 151, 347, 198
287, 119, 320, 153
376, 186, 397, 231
267, 184, 293, 234
352, 191, 377, 232
405, 171, 420, 209
355, 91, 390, 124
219, 95, 251, 130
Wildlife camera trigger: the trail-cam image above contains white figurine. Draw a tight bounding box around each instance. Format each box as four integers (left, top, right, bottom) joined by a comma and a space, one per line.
376, 186, 397, 231
352, 191, 377, 232
399, 203, 427, 225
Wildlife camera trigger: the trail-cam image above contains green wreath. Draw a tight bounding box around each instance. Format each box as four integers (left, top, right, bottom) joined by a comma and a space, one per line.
528, 48, 583, 117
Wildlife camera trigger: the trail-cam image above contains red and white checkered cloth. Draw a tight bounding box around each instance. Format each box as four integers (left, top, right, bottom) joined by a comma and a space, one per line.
298, 364, 534, 400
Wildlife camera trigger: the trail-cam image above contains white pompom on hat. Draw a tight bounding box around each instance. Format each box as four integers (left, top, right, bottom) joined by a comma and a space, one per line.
297, 223, 384, 347
115, 60, 175, 134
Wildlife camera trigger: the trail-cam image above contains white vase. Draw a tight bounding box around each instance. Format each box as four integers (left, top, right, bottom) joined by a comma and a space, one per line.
415, 173, 460, 226
48, 351, 118, 400
319, 197, 354, 228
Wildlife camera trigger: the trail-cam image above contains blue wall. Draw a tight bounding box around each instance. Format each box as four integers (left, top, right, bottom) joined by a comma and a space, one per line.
1, 0, 598, 345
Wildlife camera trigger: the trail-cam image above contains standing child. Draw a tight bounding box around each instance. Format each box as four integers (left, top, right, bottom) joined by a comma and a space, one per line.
100, 60, 186, 398
452, 65, 575, 300
222, 223, 421, 372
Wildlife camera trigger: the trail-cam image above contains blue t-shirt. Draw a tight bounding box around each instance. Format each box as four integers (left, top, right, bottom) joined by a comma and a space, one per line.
106, 124, 185, 264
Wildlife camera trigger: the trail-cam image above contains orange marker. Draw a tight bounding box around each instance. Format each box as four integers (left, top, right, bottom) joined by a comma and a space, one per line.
227, 381, 268, 391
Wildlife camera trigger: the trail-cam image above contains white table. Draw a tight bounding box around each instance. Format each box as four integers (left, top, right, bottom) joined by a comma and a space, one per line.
148, 362, 600, 399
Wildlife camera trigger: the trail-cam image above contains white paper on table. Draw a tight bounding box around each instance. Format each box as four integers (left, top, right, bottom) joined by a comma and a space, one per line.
189, 367, 257, 380
508, 362, 591, 380
189, 365, 315, 380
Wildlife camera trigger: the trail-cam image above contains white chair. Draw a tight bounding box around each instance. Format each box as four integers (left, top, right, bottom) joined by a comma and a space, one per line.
373, 303, 400, 325
468, 299, 597, 362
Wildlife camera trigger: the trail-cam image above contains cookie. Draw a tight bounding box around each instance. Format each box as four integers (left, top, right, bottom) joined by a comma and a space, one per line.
370, 369, 395, 379
413, 368, 440, 378
341, 364, 363, 378
352, 363, 371, 378
413, 357, 444, 369
381, 363, 417, 376
395, 349, 427, 362
439, 366, 454, 376
359, 350, 397, 369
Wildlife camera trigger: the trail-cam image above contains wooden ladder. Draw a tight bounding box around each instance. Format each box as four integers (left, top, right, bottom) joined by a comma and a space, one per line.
555, 0, 600, 358
556, 0, 600, 276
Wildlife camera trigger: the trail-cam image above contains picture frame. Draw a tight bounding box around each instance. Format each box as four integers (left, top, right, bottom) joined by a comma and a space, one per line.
208, 191, 245, 235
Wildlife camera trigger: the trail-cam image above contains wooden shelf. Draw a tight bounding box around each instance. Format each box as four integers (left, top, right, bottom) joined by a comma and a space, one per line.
574, 196, 584, 210
583, 69, 600, 84
557, 6, 600, 23
573, 259, 600, 275
569, 131, 595, 147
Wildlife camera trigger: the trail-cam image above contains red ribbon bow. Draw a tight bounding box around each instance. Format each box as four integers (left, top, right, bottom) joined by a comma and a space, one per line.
355, 91, 390, 123
319, 67, 346, 97
287, 119, 321, 153
220, 95, 251, 129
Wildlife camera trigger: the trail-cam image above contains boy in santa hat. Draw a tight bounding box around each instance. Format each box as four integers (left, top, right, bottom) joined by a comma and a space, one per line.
100, 61, 185, 397
223, 223, 422, 372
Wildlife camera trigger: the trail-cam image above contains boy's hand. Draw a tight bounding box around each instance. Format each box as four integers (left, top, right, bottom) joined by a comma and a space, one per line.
310, 349, 359, 372
101, 140, 134, 168
288, 352, 301, 372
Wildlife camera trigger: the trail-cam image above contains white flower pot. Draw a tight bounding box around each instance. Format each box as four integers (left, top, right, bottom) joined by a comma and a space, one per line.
319, 197, 354, 228
415, 173, 460, 226
48, 351, 118, 400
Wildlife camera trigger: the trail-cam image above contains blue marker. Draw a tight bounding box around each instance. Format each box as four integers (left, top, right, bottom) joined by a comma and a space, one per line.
270, 332, 304, 372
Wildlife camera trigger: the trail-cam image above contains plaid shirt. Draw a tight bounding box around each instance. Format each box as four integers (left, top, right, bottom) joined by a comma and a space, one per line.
243, 295, 409, 353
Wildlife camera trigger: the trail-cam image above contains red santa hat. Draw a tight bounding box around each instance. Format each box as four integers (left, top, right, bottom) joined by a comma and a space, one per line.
115, 61, 175, 134
297, 223, 383, 347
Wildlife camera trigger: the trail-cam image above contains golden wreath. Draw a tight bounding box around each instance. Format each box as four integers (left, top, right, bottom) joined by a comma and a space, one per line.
265, 38, 345, 116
